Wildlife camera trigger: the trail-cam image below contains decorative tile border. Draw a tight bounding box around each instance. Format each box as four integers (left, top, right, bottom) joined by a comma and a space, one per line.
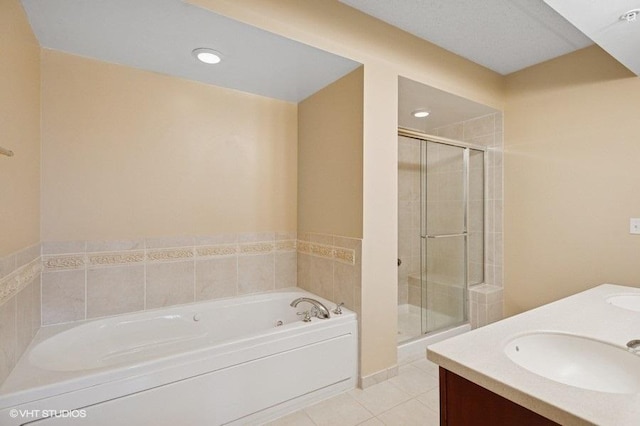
297, 240, 356, 265
196, 244, 238, 257
275, 240, 297, 251
88, 251, 145, 267
43, 255, 85, 270
41, 235, 300, 269
0, 258, 42, 306
239, 242, 275, 255
147, 248, 194, 262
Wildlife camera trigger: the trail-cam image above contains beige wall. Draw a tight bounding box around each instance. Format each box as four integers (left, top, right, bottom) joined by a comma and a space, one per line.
298, 67, 363, 238
0, 0, 41, 256
41, 50, 298, 242
504, 46, 640, 316
360, 63, 398, 377
188, 0, 504, 379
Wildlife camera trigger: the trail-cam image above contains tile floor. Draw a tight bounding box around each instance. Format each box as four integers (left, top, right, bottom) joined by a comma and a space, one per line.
265, 358, 441, 426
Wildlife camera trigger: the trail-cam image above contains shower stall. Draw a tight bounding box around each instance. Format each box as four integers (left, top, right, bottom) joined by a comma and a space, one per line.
397, 128, 485, 345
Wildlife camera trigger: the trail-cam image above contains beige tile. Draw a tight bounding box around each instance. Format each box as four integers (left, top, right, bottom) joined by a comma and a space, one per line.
42, 240, 86, 255
16, 281, 34, 357
86, 239, 144, 252
297, 232, 311, 242
377, 399, 438, 426
463, 114, 494, 141
333, 236, 361, 251
495, 112, 503, 133
436, 123, 463, 140
334, 262, 357, 310
275, 252, 296, 289
238, 254, 275, 295
275, 231, 297, 241
410, 359, 439, 378
310, 257, 333, 300
470, 134, 494, 147
238, 232, 275, 243
487, 301, 503, 324
0, 253, 16, 279
349, 381, 412, 416
304, 393, 373, 426
0, 297, 17, 383
16, 244, 40, 268
309, 233, 334, 245
357, 418, 384, 426
388, 364, 439, 397
265, 410, 315, 426
195, 233, 237, 246
196, 257, 237, 301
42, 270, 85, 325
416, 388, 440, 414
87, 265, 144, 318
146, 261, 194, 309
32, 274, 41, 331
297, 253, 311, 291
145, 235, 194, 249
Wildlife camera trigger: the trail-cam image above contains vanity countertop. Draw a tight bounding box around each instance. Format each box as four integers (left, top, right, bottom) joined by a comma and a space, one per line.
427, 283, 640, 426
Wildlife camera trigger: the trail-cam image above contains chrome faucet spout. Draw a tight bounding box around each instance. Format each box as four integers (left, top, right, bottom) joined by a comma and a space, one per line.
290, 297, 331, 319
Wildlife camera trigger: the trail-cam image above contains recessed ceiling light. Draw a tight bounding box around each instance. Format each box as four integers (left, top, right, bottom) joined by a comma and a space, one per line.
412, 109, 430, 118
620, 9, 640, 22
192, 48, 222, 64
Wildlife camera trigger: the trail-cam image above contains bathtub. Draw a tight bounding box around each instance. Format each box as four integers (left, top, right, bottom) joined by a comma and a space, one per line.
0, 289, 357, 425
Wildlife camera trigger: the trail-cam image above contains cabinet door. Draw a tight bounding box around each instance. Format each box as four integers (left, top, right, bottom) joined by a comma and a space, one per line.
439, 368, 559, 426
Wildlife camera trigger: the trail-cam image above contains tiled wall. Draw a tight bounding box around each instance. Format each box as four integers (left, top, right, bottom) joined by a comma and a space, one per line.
297, 233, 361, 316
435, 112, 504, 327
41, 233, 297, 326
0, 244, 42, 383
397, 137, 421, 307
397, 112, 504, 329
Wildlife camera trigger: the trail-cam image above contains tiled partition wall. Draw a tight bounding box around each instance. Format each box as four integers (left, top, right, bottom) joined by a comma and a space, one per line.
41, 233, 297, 326
0, 244, 42, 383
434, 112, 504, 328
297, 233, 362, 316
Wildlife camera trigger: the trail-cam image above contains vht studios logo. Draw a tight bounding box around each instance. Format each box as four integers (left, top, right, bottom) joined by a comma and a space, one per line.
9, 409, 87, 419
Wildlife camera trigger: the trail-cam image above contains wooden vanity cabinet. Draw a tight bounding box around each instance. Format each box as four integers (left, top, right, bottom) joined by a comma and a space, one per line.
439, 368, 560, 426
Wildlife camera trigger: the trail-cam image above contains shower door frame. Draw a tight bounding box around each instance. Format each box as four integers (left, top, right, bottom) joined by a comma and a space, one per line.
398, 127, 487, 336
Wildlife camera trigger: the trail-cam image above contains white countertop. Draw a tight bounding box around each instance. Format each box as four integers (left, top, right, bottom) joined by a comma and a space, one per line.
427, 284, 640, 426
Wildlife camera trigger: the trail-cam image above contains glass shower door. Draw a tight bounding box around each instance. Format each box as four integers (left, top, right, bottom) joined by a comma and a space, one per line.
421, 141, 469, 334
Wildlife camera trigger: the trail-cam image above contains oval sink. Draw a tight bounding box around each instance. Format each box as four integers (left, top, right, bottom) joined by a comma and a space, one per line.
607, 294, 640, 312
504, 332, 640, 394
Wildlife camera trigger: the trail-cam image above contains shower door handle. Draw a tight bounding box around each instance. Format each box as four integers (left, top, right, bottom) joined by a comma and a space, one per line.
423, 233, 467, 239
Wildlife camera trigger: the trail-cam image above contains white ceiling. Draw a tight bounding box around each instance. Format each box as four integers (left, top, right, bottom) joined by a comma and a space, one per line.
544, 0, 640, 75
21, 0, 361, 102
399, 77, 497, 132
339, 0, 594, 75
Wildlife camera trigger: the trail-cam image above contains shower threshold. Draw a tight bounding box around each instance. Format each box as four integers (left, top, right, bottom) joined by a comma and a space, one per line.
397, 322, 471, 365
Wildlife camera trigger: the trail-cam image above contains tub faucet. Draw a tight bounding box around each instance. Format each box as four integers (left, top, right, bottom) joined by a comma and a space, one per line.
290, 297, 331, 319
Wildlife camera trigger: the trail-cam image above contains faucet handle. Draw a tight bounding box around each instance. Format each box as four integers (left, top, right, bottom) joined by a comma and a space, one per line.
333, 302, 344, 315
627, 339, 640, 352
297, 311, 312, 322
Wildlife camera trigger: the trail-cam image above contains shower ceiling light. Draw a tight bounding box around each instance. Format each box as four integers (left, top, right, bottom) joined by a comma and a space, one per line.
192, 48, 222, 64
412, 109, 430, 118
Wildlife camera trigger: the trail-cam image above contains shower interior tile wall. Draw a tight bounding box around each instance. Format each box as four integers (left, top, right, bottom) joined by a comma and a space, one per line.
0, 244, 42, 383
397, 112, 504, 329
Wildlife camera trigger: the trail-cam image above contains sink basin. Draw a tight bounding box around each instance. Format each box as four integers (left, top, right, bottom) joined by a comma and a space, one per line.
607, 294, 640, 312
504, 332, 640, 393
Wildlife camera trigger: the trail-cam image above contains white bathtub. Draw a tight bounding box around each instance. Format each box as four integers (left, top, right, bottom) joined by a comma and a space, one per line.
0, 289, 357, 425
